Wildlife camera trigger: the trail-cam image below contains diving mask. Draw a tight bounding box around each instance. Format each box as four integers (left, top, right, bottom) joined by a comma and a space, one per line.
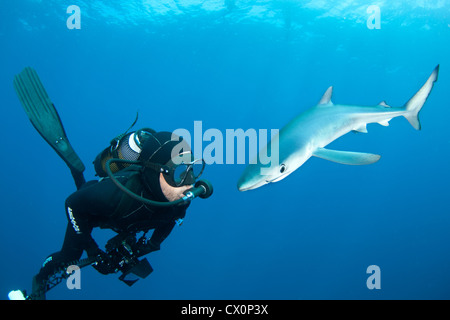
143, 152, 205, 188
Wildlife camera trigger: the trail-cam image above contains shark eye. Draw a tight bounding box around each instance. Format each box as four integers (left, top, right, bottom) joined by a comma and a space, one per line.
280, 164, 286, 173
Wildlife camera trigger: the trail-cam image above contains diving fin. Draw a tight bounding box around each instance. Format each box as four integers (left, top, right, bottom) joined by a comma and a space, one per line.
14, 67, 86, 186
8, 290, 27, 300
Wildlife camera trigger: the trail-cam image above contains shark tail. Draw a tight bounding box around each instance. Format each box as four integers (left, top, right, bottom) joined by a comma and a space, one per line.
403, 65, 439, 130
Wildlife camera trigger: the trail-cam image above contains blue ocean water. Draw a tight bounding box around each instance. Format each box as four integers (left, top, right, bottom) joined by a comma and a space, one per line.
0, 0, 449, 300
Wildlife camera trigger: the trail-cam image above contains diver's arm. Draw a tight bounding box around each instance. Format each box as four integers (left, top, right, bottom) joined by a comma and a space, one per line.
151, 221, 175, 246
137, 221, 176, 255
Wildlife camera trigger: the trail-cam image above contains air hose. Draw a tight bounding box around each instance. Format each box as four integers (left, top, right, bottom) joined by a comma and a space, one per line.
105, 158, 213, 207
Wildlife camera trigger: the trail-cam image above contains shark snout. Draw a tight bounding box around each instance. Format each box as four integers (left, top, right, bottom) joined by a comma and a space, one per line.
237, 168, 284, 191
237, 178, 267, 192
237, 168, 270, 192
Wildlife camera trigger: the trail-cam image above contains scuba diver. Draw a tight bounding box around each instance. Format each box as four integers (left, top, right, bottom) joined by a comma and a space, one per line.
8, 67, 213, 300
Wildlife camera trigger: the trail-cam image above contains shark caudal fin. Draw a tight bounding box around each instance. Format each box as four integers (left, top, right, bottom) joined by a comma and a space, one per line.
404, 65, 439, 130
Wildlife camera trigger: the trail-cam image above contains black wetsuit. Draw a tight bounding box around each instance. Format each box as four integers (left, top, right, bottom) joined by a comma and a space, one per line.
36, 166, 188, 282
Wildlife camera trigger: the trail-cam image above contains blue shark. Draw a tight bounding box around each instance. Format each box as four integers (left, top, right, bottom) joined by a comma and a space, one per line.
237, 65, 439, 191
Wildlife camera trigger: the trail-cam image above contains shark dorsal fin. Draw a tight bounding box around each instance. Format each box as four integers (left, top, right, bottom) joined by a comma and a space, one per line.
318, 86, 333, 105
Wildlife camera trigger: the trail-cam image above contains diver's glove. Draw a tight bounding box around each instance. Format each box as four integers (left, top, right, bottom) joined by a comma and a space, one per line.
136, 238, 160, 256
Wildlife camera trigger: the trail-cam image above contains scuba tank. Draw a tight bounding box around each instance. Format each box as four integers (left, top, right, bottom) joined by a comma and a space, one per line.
92, 113, 156, 177
93, 128, 155, 177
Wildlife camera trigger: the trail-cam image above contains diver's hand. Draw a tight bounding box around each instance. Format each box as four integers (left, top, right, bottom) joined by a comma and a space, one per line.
90, 249, 116, 275
136, 239, 160, 256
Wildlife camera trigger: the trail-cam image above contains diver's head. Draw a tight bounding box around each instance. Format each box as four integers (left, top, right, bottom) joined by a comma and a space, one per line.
139, 131, 205, 202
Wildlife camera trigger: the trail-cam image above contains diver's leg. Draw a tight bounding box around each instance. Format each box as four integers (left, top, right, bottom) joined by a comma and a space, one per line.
71, 169, 86, 190
66, 177, 123, 218
32, 223, 87, 299
31, 178, 121, 299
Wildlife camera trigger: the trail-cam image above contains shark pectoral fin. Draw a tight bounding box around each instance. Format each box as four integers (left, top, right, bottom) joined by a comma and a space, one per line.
312, 147, 381, 165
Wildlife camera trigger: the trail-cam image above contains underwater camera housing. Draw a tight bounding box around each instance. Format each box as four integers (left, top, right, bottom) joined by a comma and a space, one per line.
103, 233, 154, 286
